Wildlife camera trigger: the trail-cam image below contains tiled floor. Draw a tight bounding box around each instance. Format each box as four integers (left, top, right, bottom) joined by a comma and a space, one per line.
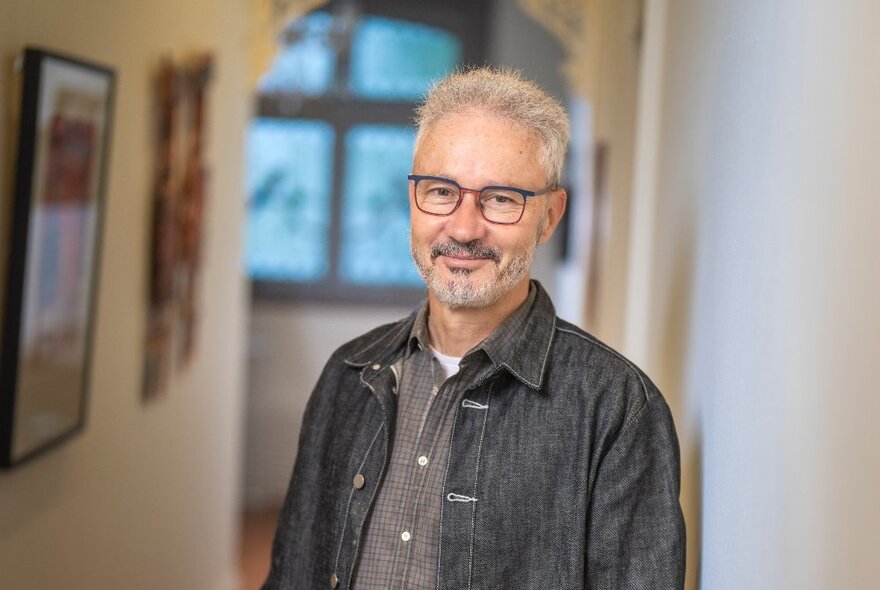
239, 507, 280, 590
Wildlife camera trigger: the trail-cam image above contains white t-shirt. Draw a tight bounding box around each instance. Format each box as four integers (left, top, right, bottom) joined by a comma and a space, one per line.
430, 346, 461, 380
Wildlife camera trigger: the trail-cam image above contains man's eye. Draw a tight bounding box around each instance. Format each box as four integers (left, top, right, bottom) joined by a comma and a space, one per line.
426, 186, 457, 199
485, 193, 515, 205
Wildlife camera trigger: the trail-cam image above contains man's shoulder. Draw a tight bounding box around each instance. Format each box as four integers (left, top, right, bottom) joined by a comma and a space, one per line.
548, 317, 660, 404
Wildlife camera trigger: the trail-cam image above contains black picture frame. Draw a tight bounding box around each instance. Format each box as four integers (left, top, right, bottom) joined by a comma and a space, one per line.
0, 48, 115, 468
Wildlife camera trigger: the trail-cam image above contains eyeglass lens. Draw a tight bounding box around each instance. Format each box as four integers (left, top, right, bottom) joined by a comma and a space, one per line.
414, 179, 525, 223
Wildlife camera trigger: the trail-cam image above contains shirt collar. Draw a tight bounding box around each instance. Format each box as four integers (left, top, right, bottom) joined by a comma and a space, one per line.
469, 282, 537, 367
407, 300, 431, 356
346, 280, 557, 392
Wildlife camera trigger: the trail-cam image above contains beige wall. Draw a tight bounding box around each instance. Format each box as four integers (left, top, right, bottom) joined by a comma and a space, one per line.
0, 1, 248, 589
588, 0, 643, 351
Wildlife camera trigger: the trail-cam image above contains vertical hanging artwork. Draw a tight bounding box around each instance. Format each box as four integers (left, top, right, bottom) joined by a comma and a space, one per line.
0, 48, 115, 467
142, 54, 213, 401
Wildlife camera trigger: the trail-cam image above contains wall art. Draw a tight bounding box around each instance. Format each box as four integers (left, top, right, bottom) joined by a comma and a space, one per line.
142, 54, 212, 401
1, 48, 115, 467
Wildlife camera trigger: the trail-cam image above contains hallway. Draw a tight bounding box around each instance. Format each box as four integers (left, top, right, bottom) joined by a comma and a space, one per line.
1, 1, 879, 589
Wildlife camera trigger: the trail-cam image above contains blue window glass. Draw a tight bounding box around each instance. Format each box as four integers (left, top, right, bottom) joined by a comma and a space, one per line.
349, 16, 462, 100
339, 125, 424, 286
259, 12, 336, 95
245, 118, 334, 281
247, 8, 471, 297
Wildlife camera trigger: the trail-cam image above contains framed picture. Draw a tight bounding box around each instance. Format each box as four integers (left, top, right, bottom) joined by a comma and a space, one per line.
0, 48, 115, 467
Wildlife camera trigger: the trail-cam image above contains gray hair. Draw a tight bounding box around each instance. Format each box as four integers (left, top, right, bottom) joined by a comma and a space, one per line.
413, 66, 570, 187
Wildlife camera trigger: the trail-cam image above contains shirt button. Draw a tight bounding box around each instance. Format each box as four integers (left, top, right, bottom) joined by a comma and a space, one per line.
401, 531, 411, 542
353, 473, 365, 489
417, 455, 429, 467
371, 363, 381, 370
330, 572, 339, 588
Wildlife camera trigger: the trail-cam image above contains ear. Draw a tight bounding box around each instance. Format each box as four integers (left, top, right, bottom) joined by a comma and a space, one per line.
537, 188, 567, 245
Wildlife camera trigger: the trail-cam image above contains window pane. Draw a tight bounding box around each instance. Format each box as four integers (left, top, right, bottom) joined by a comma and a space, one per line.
340, 125, 423, 287
259, 12, 336, 95
245, 118, 334, 282
349, 16, 462, 100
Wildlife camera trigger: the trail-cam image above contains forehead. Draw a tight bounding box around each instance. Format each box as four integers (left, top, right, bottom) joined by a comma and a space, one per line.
413, 111, 545, 185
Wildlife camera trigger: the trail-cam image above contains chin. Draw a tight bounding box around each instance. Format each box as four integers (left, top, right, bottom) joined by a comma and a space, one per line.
432, 282, 501, 309
429, 268, 522, 309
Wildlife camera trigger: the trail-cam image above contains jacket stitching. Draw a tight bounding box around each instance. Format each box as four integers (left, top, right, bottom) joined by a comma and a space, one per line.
435, 393, 462, 590
467, 384, 492, 589
536, 314, 557, 388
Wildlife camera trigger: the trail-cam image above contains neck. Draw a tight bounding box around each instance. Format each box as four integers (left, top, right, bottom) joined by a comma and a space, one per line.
426, 279, 530, 357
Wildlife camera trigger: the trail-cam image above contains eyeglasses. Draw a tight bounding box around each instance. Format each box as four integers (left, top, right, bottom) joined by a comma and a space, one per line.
408, 174, 554, 225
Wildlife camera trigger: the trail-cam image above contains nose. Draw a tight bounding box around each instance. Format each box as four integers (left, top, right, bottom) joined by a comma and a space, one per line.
445, 189, 487, 242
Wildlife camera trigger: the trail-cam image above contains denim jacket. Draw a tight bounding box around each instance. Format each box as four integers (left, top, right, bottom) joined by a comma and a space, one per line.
264, 283, 685, 589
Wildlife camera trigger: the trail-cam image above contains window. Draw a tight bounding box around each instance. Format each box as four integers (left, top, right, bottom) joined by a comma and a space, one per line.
246, 0, 489, 303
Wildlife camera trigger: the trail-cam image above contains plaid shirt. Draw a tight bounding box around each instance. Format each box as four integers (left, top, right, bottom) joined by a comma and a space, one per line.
354, 286, 538, 589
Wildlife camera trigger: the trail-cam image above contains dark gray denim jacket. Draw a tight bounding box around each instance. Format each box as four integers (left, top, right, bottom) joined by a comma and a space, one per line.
264, 283, 685, 589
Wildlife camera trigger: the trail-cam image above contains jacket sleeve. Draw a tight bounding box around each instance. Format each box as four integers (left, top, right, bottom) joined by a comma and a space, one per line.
585, 385, 686, 589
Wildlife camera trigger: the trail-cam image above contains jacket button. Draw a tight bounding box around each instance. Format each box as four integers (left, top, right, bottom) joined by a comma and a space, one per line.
330, 572, 339, 588
353, 473, 365, 489
371, 363, 381, 370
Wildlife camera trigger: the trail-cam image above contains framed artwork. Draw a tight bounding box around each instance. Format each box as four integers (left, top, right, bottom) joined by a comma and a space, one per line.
0, 48, 115, 467
142, 54, 212, 401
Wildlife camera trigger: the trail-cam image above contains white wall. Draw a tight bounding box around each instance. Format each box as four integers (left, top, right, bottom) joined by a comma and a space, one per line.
629, 1, 880, 588
0, 1, 248, 588
587, 0, 644, 349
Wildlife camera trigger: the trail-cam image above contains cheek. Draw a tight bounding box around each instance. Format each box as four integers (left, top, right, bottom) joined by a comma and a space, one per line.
410, 215, 446, 243
499, 229, 539, 257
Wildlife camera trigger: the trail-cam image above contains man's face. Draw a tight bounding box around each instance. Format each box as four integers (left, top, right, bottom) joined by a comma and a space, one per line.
409, 110, 565, 310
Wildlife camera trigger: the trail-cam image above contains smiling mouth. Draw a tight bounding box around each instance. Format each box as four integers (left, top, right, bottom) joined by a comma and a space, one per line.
443, 253, 490, 263
430, 240, 500, 264
439, 255, 490, 275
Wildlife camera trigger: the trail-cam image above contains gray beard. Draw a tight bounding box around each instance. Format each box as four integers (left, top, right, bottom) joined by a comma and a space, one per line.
410, 237, 538, 309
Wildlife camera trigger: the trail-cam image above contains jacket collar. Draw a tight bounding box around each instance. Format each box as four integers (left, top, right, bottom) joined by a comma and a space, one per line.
489, 281, 556, 390
344, 281, 558, 392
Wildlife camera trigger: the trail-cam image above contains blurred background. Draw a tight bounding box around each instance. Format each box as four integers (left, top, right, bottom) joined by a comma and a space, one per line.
1, 0, 878, 589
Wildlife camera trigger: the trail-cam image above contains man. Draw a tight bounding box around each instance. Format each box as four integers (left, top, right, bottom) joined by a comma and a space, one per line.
264, 67, 685, 589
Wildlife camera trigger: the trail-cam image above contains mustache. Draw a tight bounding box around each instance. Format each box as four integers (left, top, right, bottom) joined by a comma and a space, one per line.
430, 240, 501, 263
